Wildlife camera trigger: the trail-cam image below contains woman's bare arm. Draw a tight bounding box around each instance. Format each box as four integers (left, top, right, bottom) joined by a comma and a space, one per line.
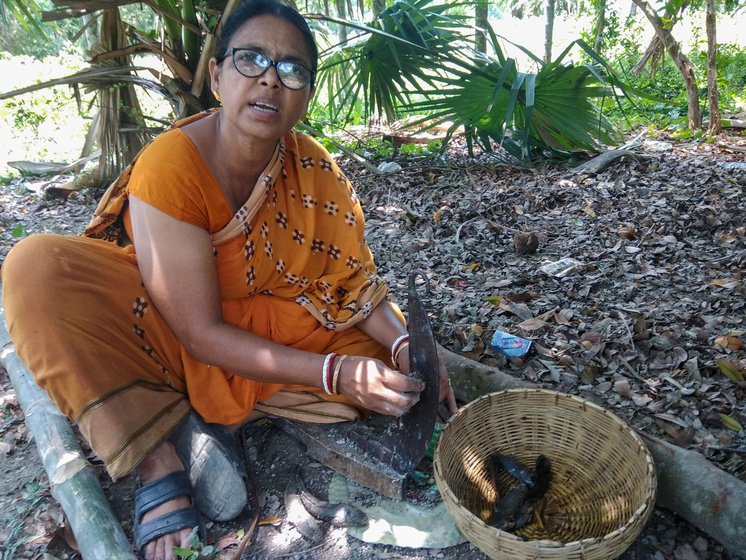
129, 195, 422, 415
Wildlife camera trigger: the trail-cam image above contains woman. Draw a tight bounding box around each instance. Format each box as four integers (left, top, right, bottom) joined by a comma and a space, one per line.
1, 1, 456, 558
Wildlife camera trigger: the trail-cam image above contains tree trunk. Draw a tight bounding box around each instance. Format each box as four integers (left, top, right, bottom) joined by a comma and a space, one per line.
591, 0, 606, 52
706, 0, 721, 134
336, 0, 348, 44
544, 0, 555, 63
474, 0, 489, 54
372, 0, 386, 18
632, 0, 689, 76
631, 0, 701, 130
193, 0, 241, 103
96, 8, 148, 184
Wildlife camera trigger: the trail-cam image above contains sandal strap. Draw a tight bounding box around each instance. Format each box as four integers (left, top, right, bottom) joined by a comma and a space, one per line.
134, 471, 194, 521
134, 506, 204, 554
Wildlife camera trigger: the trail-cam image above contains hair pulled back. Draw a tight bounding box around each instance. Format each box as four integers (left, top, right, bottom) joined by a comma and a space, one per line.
214, 0, 318, 87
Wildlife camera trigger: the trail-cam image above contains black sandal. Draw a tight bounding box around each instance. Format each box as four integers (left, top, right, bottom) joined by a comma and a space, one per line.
170, 411, 249, 522
134, 471, 205, 558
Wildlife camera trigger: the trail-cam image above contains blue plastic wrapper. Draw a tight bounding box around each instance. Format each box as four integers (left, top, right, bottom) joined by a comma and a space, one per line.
491, 329, 532, 357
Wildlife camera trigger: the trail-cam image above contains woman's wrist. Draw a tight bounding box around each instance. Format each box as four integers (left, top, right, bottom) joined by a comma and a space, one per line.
322, 352, 348, 395
322, 352, 339, 395
332, 355, 347, 395
391, 334, 409, 369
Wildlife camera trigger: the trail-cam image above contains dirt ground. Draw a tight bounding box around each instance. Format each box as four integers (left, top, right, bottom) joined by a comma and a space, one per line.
1, 128, 745, 559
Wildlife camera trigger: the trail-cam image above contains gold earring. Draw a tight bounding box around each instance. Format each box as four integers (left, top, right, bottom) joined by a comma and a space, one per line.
212, 90, 221, 102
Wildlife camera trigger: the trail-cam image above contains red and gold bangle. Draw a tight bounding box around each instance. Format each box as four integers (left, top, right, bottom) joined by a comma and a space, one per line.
322, 352, 338, 395
393, 342, 409, 368
331, 355, 347, 395
390, 334, 409, 368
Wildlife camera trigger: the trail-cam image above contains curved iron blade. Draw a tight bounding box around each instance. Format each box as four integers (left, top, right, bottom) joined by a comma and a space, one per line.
375, 270, 440, 473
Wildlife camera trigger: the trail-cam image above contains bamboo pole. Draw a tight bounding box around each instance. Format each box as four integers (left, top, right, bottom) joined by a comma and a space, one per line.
440, 346, 746, 559
0, 304, 137, 560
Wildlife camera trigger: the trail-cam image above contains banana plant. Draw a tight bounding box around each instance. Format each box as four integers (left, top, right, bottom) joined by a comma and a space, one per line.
39, 0, 226, 113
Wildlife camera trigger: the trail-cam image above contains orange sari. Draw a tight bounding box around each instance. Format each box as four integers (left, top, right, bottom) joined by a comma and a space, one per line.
2, 111, 397, 479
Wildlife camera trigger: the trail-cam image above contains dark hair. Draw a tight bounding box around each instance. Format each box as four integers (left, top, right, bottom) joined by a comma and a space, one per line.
215, 0, 318, 87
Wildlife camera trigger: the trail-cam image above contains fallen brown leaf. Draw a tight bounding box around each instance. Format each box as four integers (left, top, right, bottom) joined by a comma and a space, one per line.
714, 336, 744, 351
613, 378, 631, 397
709, 278, 740, 289
517, 318, 547, 331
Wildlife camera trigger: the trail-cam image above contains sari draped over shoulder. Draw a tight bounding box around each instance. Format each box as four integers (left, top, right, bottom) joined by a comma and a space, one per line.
2, 110, 396, 480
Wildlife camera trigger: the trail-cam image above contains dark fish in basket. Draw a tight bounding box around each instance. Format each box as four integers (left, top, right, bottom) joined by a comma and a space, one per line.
490, 483, 528, 530
487, 453, 553, 532
526, 454, 552, 501
492, 453, 534, 488
513, 455, 553, 530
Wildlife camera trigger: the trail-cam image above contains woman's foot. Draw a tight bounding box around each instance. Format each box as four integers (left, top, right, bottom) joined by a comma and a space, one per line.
136, 441, 197, 560
169, 412, 248, 521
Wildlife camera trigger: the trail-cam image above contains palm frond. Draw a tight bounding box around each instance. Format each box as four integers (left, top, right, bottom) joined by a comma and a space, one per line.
403, 23, 621, 159
310, 0, 469, 122
1, 0, 47, 37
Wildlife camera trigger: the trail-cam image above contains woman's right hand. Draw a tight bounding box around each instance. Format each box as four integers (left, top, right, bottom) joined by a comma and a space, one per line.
336, 356, 424, 416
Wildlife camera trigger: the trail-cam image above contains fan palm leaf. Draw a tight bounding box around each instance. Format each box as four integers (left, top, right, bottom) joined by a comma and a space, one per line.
408, 31, 620, 158
310, 3, 620, 158
310, 0, 468, 123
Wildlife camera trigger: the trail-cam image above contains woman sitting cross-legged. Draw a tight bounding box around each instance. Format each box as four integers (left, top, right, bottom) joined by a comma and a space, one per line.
1, 1, 457, 559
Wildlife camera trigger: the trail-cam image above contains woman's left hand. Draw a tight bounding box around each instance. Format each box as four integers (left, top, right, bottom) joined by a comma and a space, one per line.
396, 345, 458, 416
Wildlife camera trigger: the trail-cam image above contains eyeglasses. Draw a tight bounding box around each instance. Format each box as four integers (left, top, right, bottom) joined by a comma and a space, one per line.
226, 48, 315, 90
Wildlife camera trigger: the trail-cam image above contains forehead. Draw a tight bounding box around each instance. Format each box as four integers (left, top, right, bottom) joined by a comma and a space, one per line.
229, 14, 311, 63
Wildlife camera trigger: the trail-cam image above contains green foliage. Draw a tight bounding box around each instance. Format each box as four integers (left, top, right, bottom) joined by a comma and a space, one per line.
172, 526, 218, 559
0, 52, 91, 176
580, 4, 622, 56
602, 36, 746, 131
670, 126, 704, 140
0, 0, 88, 58
0, 0, 45, 38
586, 0, 746, 133
410, 36, 621, 159
311, 2, 621, 159
363, 138, 397, 159
8, 0, 720, 166
11, 223, 28, 238
691, 43, 746, 111
312, 0, 468, 123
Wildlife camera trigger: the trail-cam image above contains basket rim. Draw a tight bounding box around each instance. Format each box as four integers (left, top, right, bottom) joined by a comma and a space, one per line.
433, 387, 658, 551
437, 387, 654, 461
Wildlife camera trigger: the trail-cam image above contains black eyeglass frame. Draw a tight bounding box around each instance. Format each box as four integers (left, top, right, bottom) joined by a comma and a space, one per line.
225, 47, 315, 90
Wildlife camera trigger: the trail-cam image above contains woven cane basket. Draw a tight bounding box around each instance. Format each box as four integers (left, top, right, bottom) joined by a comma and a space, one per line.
433, 388, 656, 560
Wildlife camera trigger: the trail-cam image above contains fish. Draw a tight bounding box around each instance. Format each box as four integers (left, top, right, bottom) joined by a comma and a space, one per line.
284, 474, 324, 543
490, 483, 528, 530
513, 499, 534, 530
492, 453, 535, 488
526, 454, 551, 501
487, 453, 553, 532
